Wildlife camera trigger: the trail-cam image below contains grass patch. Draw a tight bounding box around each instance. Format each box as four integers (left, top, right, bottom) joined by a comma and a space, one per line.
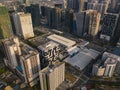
34, 30, 45, 36
0, 68, 6, 75
24, 40, 37, 48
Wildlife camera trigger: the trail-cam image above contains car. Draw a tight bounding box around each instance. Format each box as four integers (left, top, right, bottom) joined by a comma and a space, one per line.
0, 82, 7, 88
0, 83, 5, 88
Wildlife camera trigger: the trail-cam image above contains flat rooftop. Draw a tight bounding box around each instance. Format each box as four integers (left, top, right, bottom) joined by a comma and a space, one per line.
20, 42, 38, 59
38, 41, 59, 52
40, 62, 64, 74
39, 0, 65, 6
47, 34, 76, 48
64, 47, 100, 70
111, 46, 120, 56
105, 58, 117, 64
102, 52, 120, 61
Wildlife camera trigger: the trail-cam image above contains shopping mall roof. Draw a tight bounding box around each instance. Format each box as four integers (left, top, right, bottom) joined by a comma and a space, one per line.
47, 34, 76, 48
64, 47, 100, 70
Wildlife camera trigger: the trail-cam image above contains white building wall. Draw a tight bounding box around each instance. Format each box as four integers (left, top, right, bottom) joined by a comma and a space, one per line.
7, 45, 18, 68
19, 14, 34, 39
97, 67, 105, 76
40, 63, 65, 90
104, 64, 116, 77
13, 12, 34, 39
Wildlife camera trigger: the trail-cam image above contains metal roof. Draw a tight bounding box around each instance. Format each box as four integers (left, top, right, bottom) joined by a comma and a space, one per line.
47, 34, 76, 48
64, 48, 100, 70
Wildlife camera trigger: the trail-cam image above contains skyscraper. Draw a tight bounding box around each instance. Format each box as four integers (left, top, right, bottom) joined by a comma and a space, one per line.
20, 43, 40, 86
12, 12, 34, 39
62, 9, 74, 33
73, 11, 89, 36
73, 10, 100, 37
3, 37, 41, 86
88, 10, 101, 36
46, 7, 56, 28
104, 58, 117, 77
87, 1, 109, 17
39, 62, 65, 90
67, 0, 84, 12
26, 4, 41, 27
3, 37, 21, 68
46, 7, 63, 29
0, 5, 13, 39
100, 13, 119, 41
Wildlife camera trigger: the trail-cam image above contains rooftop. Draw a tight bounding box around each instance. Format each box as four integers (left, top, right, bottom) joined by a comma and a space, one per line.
111, 46, 120, 56
39, 0, 65, 7
102, 52, 120, 61
3, 36, 19, 46
64, 47, 100, 70
20, 42, 38, 59
40, 62, 64, 74
105, 58, 118, 64
47, 34, 76, 48
38, 41, 59, 51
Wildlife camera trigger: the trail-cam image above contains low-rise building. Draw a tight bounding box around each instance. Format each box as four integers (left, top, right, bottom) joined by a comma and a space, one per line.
47, 34, 76, 48
64, 47, 100, 70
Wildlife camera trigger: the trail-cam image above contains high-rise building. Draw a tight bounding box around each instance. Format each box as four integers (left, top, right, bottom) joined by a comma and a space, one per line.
0, 5, 13, 39
39, 0, 67, 9
102, 52, 120, 75
3, 37, 21, 68
62, 9, 74, 33
46, 7, 56, 28
3, 37, 40, 86
107, 0, 117, 13
46, 7, 63, 29
100, 13, 119, 41
73, 10, 101, 37
45, 6, 74, 31
26, 4, 41, 27
39, 62, 65, 90
23, 0, 30, 6
12, 12, 34, 39
20, 42, 40, 86
92, 58, 117, 77
67, 0, 84, 12
87, 1, 109, 17
73, 11, 89, 36
104, 58, 117, 77
54, 7, 62, 29
88, 10, 101, 36
111, 14, 120, 46
92, 52, 120, 77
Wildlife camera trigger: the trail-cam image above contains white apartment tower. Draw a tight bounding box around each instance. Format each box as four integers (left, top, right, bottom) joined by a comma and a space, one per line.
3, 37, 40, 86
3, 37, 21, 68
88, 10, 101, 36
104, 58, 117, 77
39, 62, 65, 90
13, 12, 34, 39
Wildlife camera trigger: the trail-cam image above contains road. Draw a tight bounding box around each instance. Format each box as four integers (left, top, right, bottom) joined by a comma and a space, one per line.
87, 80, 120, 86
